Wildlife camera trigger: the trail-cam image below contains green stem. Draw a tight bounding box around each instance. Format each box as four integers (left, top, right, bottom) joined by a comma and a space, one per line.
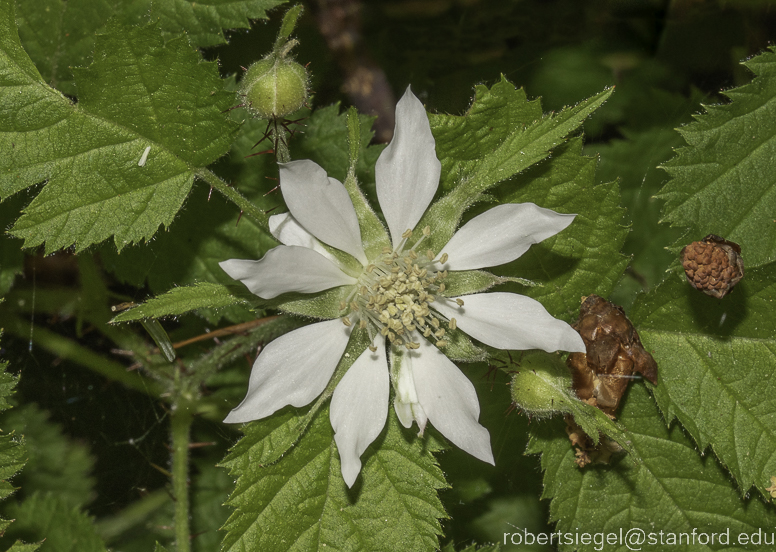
171, 404, 193, 552
275, 126, 292, 164
195, 168, 269, 230
4, 315, 164, 398
94, 489, 170, 542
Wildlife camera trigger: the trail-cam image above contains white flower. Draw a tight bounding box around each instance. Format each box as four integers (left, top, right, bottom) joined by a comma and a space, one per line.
220, 88, 585, 487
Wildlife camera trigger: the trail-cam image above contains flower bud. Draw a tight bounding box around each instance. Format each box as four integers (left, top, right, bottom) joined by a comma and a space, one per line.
240, 58, 309, 119
509, 352, 578, 417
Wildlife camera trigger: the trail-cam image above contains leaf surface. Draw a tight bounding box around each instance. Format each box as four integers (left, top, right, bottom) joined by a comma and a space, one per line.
631, 266, 776, 498
498, 138, 628, 320
14, 0, 287, 96
659, 46, 776, 268
529, 383, 776, 552
221, 409, 447, 552
0, 8, 237, 252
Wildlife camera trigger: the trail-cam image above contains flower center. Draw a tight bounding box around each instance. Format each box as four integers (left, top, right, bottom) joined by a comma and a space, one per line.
341, 226, 461, 351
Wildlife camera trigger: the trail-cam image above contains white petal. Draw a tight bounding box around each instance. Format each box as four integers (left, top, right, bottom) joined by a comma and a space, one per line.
394, 400, 414, 429
268, 212, 337, 263
438, 203, 576, 271
224, 319, 351, 423
219, 246, 355, 299
391, 348, 428, 433
432, 292, 586, 353
411, 338, 494, 464
330, 336, 389, 487
375, 88, 441, 247
280, 160, 367, 264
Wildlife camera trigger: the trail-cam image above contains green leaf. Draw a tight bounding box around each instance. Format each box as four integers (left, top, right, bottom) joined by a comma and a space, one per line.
590, 127, 688, 308
221, 408, 447, 552
430, 77, 612, 197
0, 9, 237, 253
0, 364, 18, 414
14, 0, 129, 97
0, 433, 25, 502
6, 542, 41, 552
111, 282, 251, 323
0, 364, 25, 504
0, 360, 36, 551
190, 459, 232, 552
14, 0, 287, 98
659, 46, 776, 268
441, 543, 502, 552
422, 78, 617, 272
0, 404, 94, 508
99, 186, 273, 324
498, 138, 629, 320
149, 0, 288, 48
154, 543, 169, 552
630, 266, 776, 498
528, 383, 776, 552
7, 492, 107, 552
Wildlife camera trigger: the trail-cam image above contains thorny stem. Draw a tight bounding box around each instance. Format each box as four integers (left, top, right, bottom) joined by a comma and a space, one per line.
171, 402, 194, 552
195, 168, 270, 232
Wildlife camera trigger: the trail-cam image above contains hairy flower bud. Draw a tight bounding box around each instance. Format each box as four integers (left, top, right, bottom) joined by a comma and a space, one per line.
240, 58, 309, 119
509, 352, 581, 418
681, 234, 744, 299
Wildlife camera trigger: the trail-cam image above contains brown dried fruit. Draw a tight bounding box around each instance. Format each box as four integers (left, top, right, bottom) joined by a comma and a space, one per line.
565, 416, 622, 467
566, 295, 658, 418
681, 234, 744, 299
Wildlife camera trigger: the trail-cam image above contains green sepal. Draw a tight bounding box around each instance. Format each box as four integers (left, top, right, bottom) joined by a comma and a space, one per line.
110, 282, 252, 323
140, 319, 176, 363
276, 4, 304, 45
507, 351, 635, 455
420, 78, 614, 255
442, 270, 534, 298
273, 285, 351, 320
347, 106, 361, 168
342, 107, 391, 259
442, 330, 486, 363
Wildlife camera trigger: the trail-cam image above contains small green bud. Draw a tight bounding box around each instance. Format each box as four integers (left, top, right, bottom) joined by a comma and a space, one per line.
240, 57, 309, 119
509, 352, 577, 417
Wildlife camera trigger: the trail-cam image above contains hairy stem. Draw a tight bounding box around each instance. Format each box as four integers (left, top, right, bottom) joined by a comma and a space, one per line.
171, 404, 193, 552
4, 314, 164, 398
195, 168, 270, 231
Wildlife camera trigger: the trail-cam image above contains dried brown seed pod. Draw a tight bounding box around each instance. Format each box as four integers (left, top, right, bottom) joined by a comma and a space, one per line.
566, 295, 658, 418
681, 234, 744, 299
565, 416, 622, 467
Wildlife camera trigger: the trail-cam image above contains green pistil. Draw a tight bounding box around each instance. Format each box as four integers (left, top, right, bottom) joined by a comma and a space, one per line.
342, 226, 459, 351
